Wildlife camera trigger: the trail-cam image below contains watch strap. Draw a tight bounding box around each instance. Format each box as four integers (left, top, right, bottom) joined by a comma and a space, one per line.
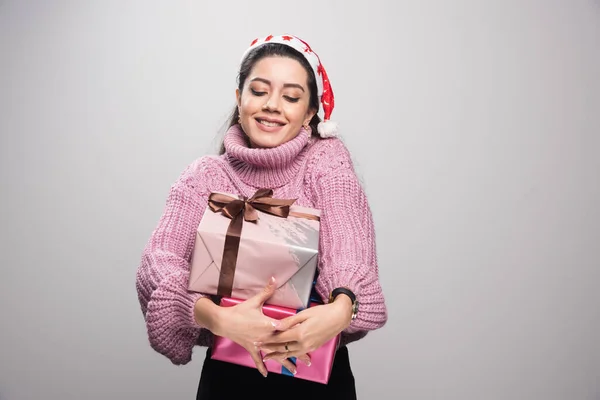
330, 287, 356, 303
329, 287, 359, 320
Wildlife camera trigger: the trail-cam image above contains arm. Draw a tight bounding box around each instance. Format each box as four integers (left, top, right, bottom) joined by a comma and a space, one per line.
136, 165, 301, 373
312, 142, 388, 334
259, 140, 388, 360
135, 172, 208, 365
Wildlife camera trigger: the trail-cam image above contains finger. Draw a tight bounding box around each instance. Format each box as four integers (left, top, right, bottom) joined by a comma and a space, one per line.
258, 341, 298, 354
249, 276, 276, 307
278, 358, 297, 375
275, 313, 307, 331
260, 328, 300, 344
263, 350, 307, 362
259, 317, 282, 331
248, 347, 268, 377
257, 343, 284, 353
297, 353, 311, 366
262, 347, 312, 366
259, 347, 276, 355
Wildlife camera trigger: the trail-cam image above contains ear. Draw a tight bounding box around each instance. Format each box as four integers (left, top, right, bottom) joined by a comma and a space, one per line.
304, 107, 317, 126
235, 88, 241, 107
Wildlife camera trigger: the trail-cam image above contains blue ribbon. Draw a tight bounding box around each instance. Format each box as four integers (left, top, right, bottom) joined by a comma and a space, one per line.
281, 357, 297, 376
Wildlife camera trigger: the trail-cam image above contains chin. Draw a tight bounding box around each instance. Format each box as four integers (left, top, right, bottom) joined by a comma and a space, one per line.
246, 127, 297, 148
248, 133, 288, 148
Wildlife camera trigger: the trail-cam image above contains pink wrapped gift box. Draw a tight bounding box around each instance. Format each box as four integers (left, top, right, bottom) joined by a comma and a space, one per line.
188, 190, 321, 309
211, 297, 340, 385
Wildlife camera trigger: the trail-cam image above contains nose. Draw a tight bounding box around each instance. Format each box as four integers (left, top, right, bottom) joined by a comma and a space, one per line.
263, 93, 281, 112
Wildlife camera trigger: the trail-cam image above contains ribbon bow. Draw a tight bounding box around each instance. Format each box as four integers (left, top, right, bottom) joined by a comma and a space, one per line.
207, 189, 298, 297
208, 188, 296, 224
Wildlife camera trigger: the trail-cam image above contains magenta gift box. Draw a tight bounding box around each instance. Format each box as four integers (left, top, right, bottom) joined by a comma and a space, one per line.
211, 297, 340, 384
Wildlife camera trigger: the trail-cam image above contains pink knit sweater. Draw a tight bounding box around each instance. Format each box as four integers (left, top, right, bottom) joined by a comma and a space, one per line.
136, 125, 387, 365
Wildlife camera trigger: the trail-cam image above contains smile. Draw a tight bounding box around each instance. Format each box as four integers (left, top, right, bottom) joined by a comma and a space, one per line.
256, 118, 285, 127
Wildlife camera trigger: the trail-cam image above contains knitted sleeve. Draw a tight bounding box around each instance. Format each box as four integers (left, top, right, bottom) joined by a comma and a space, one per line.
135, 161, 209, 365
309, 139, 388, 334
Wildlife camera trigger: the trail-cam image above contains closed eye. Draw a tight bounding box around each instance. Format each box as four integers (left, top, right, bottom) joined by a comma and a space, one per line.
284, 96, 300, 103
251, 88, 267, 96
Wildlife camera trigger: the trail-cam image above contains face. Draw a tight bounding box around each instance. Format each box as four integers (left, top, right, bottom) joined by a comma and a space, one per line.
236, 56, 316, 148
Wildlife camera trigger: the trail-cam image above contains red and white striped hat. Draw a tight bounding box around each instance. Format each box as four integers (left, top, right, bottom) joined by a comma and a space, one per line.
240, 34, 338, 138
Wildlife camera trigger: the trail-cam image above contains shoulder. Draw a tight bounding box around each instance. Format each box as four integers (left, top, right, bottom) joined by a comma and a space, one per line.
305, 137, 355, 179
170, 154, 228, 195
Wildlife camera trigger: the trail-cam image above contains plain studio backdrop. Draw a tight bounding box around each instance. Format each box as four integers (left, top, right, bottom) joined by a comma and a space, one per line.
1, 1, 599, 399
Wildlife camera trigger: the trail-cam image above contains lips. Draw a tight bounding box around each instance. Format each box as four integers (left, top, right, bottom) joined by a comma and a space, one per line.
256, 117, 285, 127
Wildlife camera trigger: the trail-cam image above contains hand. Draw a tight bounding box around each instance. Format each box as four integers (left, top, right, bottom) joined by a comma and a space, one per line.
211, 277, 307, 376
258, 295, 353, 362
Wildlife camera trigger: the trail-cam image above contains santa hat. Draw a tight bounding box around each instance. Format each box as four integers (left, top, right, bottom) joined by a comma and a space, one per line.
240, 34, 339, 138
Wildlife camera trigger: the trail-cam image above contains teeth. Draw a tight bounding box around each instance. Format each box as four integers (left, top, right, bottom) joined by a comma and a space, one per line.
258, 119, 283, 127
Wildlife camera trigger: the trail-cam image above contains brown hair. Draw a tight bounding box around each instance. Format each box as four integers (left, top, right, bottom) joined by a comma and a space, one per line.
219, 43, 322, 154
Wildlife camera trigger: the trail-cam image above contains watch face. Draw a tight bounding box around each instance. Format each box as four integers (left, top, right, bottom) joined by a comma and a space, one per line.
351, 301, 359, 319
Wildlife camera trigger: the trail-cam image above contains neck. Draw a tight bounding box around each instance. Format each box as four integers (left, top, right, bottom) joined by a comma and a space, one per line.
223, 124, 312, 188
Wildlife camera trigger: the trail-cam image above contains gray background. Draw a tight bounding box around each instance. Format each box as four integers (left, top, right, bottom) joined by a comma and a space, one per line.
1, 1, 599, 399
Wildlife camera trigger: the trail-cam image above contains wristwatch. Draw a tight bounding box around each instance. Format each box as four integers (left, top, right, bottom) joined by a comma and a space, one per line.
329, 287, 359, 320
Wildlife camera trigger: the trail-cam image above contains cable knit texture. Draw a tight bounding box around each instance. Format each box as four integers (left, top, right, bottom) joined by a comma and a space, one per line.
136, 124, 387, 365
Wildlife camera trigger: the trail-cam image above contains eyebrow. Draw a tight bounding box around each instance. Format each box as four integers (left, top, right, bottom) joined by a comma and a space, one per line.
250, 77, 305, 92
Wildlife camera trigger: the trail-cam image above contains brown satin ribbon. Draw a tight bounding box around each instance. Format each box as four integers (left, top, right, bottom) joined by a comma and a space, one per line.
207, 189, 319, 297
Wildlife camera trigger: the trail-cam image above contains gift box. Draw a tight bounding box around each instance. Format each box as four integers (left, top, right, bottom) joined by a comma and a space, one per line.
211, 297, 340, 385
188, 189, 321, 309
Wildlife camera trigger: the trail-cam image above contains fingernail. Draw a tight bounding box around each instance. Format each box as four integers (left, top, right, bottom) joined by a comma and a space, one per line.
306, 360, 311, 367
290, 368, 297, 375
271, 321, 280, 328
253, 341, 262, 347
261, 370, 268, 378
269, 276, 275, 285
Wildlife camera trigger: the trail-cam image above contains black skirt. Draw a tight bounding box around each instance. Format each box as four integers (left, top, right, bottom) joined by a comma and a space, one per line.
196, 346, 357, 400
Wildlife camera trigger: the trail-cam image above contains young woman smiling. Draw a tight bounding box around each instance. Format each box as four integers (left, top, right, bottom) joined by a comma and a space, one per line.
136, 34, 388, 399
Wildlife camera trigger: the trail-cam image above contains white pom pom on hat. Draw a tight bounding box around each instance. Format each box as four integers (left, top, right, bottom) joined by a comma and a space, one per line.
317, 120, 339, 138
240, 34, 339, 138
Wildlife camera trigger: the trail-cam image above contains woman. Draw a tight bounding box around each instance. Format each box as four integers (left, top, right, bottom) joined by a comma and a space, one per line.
136, 34, 388, 399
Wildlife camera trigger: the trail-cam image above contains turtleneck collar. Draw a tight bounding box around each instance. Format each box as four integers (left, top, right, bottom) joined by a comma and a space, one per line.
223, 124, 312, 188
